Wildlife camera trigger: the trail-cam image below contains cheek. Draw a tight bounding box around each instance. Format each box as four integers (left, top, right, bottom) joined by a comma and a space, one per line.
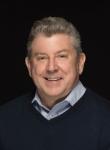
31, 63, 45, 76
59, 61, 77, 74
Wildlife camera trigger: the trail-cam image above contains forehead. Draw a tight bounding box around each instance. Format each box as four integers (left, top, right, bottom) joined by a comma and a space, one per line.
31, 33, 74, 51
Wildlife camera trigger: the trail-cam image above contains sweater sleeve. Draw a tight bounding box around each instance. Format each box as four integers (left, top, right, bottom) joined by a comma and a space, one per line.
99, 117, 110, 150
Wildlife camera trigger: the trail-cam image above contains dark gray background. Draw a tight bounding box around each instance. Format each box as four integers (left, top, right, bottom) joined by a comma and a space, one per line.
0, 1, 110, 104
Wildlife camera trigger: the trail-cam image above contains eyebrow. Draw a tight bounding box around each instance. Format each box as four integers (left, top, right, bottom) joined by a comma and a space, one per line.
32, 49, 69, 56
32, 52, 47, 56
56, 49, 69, 54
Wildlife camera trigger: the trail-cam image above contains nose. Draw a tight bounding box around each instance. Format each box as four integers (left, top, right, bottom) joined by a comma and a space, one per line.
47, 57, 58, 73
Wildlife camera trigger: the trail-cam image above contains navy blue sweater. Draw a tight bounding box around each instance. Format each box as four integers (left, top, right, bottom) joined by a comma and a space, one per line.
0, 89, 110, 150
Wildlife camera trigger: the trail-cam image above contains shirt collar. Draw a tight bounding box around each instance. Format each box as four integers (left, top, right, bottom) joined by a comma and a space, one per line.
32, 81, 86, 110
65, 81, 86, 106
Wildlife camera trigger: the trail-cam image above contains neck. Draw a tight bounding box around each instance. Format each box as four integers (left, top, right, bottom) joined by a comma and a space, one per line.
37, 92, 70, 109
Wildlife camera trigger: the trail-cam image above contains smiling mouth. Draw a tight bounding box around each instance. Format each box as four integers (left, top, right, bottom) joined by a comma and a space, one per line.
44, 77, 62, 81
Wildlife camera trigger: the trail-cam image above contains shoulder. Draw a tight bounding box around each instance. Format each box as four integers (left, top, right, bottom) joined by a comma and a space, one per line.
0, 92, 35, 117
85, 88, 110, 104
83, 88, 110, 114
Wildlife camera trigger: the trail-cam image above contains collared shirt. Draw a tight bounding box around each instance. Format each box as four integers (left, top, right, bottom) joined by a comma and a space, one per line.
32, 81, 86, 120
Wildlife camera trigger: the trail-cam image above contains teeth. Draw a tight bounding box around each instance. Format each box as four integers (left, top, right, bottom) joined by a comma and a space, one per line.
45, 77, 61, 81
48, 79, 59, 81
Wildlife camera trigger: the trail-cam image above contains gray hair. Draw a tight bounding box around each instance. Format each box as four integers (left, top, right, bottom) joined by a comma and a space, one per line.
27, 16, 82, 57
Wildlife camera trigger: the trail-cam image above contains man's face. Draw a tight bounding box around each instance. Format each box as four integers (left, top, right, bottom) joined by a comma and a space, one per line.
25, 34, 86, 101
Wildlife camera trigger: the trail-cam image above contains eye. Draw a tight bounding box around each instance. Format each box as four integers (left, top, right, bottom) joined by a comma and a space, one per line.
58, 54, 68, 58
36, 55, 48, 60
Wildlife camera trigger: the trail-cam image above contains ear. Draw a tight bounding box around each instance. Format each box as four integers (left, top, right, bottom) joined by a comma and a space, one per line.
25, 57, 32, 77
78, 52, 86, 75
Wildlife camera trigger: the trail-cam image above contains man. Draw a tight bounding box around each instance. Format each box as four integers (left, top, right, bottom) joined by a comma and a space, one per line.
0, 16, 110, 150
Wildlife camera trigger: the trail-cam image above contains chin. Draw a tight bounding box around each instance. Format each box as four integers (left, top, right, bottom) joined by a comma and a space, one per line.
44, 89, 66, 98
